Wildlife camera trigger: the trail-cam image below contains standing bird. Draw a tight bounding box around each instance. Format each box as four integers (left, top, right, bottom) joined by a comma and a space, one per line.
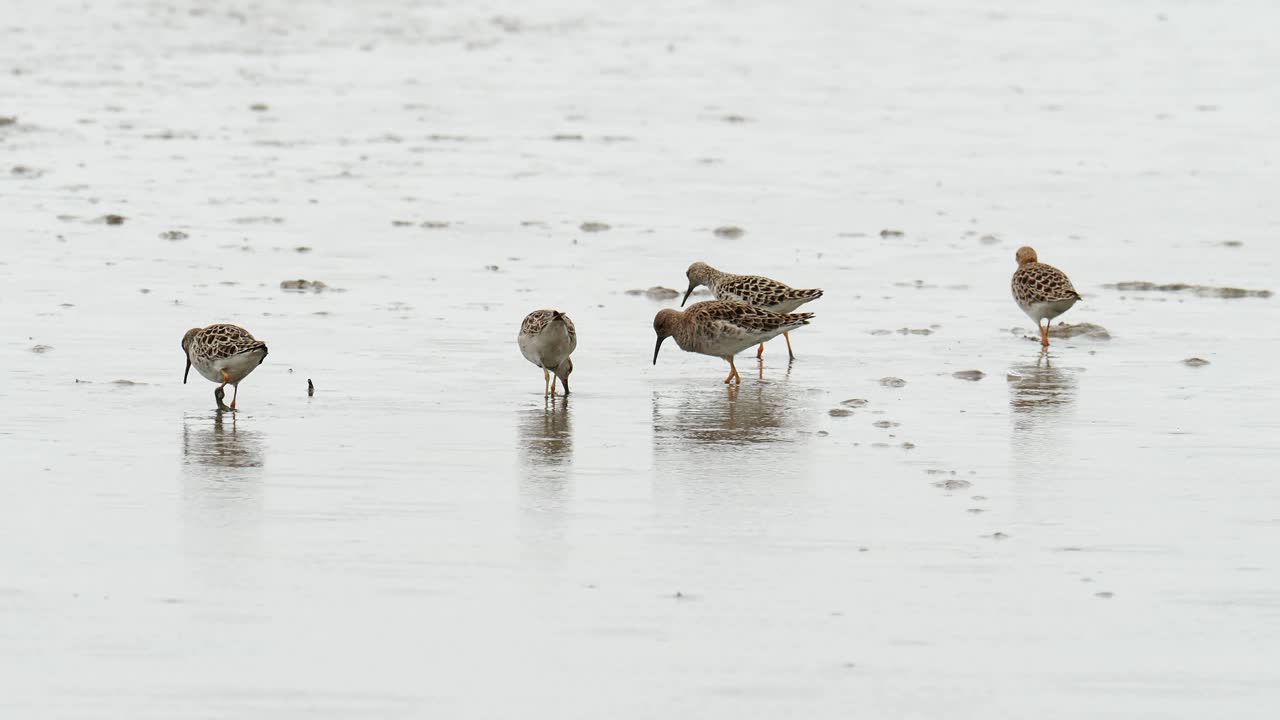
518, 310, 577, 396
653, 300, 813, 384
181, 324, 269, 411
1011, 246, 1081, 348
681, 261, 822, 360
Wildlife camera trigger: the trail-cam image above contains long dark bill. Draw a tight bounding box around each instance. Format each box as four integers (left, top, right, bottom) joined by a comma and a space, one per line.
653, 336, 667, 365
184, 357, 192, 384
680, 283, 696, 307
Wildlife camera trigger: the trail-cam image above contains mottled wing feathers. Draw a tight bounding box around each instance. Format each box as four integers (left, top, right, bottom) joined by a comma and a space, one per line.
716, 274, 823, 310
1011, 263, 1080, 305
696, 301, 813, 340
197, 324, 268, 360
520, 309, 576, 343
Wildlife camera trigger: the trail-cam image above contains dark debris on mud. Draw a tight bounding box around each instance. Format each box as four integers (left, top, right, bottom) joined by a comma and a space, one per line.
280, 279, 328, 292
1104, 281, 1272, 299
625, 286, 680, 300
1026, 322, 1112, 341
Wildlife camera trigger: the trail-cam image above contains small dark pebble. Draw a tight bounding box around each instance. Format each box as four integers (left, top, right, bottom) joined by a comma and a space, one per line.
579, 221, 610, 232
933, 479, 971, 490
1182, 357, 1210, 367
879, 228, 904, 238
158, 230, 188, 240
102, 214, 126, 225
828, 408, 853, 417
879, 377, 906, 388
713, 226, 745, 239
841, 398, 868, 408
952, 370, 985, 381
249, 103, 269, 111
30, 344, 53, 353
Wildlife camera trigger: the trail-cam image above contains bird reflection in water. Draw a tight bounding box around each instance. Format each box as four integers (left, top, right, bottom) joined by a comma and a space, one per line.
652, 382, 795, 448
180, 411, 265, 567
1008, 352, 1077, 416
181, 411, 265, 516
1007, 351, 1079, 461
517, 399, 573, 509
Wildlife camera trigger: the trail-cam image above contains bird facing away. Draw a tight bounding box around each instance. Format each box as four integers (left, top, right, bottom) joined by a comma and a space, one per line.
518, 309, 577, 396
181, 324, 269, 411
1011, 246, 1081, 348
653, 300, 814, 384
681, 261, 822, 360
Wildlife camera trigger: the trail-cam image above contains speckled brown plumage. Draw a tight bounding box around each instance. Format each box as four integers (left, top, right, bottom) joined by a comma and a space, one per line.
653, 300, 814, 384
682, 261, 821, 359
519, 309, 577, 347
518, 309, 577, 396
1011, 246, 1081, 347
181, 323, 268, 411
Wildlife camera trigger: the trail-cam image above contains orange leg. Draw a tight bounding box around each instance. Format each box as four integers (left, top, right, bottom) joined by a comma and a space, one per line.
783, 331, 795, 360
756, 342, 765, 359
1040, 323, 1050, 348
231, 384, 239, 411
722, 357, 742, 385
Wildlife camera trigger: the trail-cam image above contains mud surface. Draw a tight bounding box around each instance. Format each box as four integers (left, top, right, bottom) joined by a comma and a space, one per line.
2, 1, 1279, 718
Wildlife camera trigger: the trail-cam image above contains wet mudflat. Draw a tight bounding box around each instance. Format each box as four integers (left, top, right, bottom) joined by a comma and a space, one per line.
2, 1, 1279, 717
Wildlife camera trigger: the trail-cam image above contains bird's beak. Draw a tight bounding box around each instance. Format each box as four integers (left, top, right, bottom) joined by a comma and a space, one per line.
653, 336, 667, 365
183, 356, 192, 384
680, 283, 695, 307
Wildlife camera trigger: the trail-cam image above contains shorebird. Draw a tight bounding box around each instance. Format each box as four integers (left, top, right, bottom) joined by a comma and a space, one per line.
1011, 246, 1081, 348
681, 261, 822, 360
653, 300, 813, 384
518, 309, 576, 396
181, 324, 268, 411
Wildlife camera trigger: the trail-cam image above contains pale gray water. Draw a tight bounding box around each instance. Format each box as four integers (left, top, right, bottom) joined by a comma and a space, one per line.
2, 0, 1279, 717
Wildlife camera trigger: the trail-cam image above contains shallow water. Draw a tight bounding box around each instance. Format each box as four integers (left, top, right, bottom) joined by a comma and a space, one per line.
2, 0, 1279, 717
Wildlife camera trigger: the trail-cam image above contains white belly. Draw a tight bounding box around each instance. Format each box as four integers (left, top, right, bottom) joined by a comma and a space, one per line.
519, 325, 575, 370
192, 349, 266, 385
1019, 297, 1078, 323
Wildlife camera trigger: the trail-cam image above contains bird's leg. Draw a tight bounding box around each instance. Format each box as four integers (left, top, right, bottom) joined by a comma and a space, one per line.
783, 331, 795, 360
730, 357, 742, 384
231, 383, 239, 412
1040, 321, 1050, 348
723, 359, 736, 384
549, 371, 558, 397
543, 368, 551, 396
756, 342, 765, 359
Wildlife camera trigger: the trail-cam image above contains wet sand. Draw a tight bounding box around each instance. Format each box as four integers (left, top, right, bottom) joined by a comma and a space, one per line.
2, 1, 1279, 717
